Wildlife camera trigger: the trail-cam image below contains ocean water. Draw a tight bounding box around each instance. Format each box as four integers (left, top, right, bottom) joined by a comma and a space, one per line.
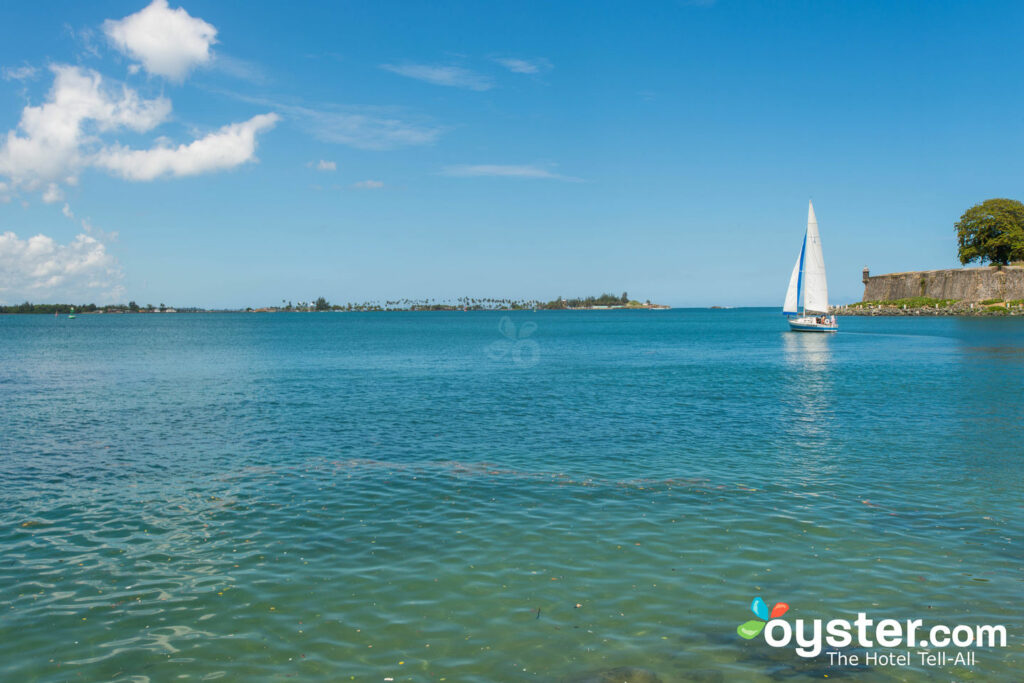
0, 309, 1020, 682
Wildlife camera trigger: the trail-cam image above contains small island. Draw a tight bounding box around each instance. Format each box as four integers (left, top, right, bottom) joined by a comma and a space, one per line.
0, 302, 182, 315
248, 292, 670, 312
1, 292, 669, 314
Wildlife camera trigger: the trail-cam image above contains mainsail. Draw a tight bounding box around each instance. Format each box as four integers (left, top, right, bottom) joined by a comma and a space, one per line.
782, 201, 829, 315
801, 202, 829, 313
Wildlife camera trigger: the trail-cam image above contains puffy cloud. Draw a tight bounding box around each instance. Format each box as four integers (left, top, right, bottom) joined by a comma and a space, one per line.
0, 65, 170, 191
442, 164, 581, 181
0, 230, 122, 302
0, 65, 279, 198
309, 159, 336, 171
352, 180, 383, 189
493, 57, 551, 75
103, 0, 217, 82
42, 183, 63, 203
94, 113, 278, 181
380, 63, 493, 91
62, 203, 74, 218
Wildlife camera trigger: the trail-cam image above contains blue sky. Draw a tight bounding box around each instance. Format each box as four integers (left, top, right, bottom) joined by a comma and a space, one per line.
1, 0, 1022, 308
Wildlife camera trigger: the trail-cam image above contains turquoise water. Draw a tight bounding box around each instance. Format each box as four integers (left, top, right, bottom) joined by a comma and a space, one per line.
1, 310, 1020, 682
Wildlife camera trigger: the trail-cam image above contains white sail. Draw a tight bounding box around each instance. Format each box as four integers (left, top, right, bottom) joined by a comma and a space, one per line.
801, 201, 829, 314
782, 244, 802, 315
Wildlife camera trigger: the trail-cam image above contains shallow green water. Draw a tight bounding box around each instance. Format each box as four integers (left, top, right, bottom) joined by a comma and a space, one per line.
1, 310, 1020, 681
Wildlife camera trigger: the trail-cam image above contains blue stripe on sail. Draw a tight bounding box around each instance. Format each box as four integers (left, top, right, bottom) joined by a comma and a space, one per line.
796, 233, 807, 312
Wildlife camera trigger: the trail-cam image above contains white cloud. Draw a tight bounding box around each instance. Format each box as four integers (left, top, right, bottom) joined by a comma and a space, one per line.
0, 230, 123, 302
65, 25, 103, 61
2, 65, 39, 81
103, 0, 217, 82
94, 112, 278, 181
62, 202, 74, 218
292, 105, 441, 151
218, 91, 442, 151
352, 180, 383, 189
0, 65, 170, 191
380, 63, 493, 91
42, 183, 63, 203
80, 217, 118, 242
210, 53, 267, 84
493, 57, 551, 75
309, 159, 336, 171
0, 66, 280, 198
442, 164, 581, 181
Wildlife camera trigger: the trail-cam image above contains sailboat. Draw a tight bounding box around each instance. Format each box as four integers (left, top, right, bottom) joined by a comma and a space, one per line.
783, 201, 837, 332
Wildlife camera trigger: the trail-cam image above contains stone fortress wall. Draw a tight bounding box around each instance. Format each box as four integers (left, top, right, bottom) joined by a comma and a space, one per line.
861, 265, 1024, 302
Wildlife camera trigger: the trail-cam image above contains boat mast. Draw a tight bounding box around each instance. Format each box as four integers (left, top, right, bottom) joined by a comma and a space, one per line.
797, 233, 806, 317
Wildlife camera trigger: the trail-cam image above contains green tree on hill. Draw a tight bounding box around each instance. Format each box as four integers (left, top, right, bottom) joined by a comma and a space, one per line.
955, 198, 1024, 266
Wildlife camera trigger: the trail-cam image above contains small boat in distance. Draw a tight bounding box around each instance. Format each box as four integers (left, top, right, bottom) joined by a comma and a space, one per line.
783, 201, 837, 333
68, 306, 76, 320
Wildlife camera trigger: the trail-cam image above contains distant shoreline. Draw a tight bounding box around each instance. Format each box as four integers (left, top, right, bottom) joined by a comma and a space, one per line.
1, 306, 674, 315
0, 294, 670, 315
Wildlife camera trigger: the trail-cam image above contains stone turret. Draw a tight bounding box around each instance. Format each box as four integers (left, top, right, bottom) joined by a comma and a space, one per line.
862, 267, 870, 285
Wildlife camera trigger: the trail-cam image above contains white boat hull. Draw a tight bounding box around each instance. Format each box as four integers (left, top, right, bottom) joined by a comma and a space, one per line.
788, 316, 837, 333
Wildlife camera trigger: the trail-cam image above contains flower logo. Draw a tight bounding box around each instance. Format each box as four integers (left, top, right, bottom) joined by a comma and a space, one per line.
485, 316, 539, 367
737, 596, 789, 639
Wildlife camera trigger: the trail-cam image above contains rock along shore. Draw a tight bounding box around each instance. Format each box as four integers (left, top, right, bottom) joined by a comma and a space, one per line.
834, 301, 1024, 317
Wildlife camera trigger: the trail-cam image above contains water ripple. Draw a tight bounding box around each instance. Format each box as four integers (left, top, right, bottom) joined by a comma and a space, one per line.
1, 311, 1021, 681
